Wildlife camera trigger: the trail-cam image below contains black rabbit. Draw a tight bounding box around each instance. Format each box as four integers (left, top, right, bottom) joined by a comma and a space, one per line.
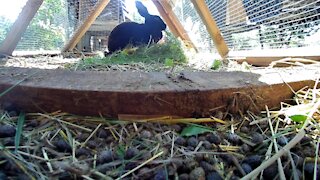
107, 1, 167, 53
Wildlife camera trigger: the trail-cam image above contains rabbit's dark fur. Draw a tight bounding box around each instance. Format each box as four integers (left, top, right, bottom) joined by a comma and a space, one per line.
107, 1, 166, 53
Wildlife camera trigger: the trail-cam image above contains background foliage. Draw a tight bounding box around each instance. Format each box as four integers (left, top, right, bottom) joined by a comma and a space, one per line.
0, 0, 67, 51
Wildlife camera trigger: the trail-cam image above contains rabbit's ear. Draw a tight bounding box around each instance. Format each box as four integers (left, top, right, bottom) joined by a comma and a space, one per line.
136, 1, 150, 18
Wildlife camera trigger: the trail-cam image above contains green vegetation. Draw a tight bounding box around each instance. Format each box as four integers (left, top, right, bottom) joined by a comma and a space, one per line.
0, 0, 67, 50
16, 0, 66, 50
66, 33, 187, 71
15, 112, 25, 152
180, 124, 213, 137
0, 16, 11, 43
211, 59, 222, 70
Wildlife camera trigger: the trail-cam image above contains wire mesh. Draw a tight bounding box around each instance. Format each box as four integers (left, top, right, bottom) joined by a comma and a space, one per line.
209, 0, 320, 51
1, 0, 319, 54
78, 0, 127, 51
0, 0, 126, 53
0, 17, 12, 44
0, 0, 27, 45
172, 0, 320, 52
171, 0, 217, 53
15, 0, 69, 51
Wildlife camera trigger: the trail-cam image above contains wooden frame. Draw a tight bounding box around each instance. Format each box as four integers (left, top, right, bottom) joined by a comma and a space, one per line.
233, 56, 320, 67
1, 1, 318, 63
229, 48, 320, 66
152, 0, 198, 51
62, 0, 111, 52
191, 0, 229, 58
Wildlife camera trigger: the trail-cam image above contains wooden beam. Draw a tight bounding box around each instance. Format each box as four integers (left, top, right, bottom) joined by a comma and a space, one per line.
0, 67, 317, 118
233, 56, 320, 67
191, 0, 229, 58
152, 0, 198, 51
0, 0, 44, 56
62, 0, 111, 52
152, 1, 179, 37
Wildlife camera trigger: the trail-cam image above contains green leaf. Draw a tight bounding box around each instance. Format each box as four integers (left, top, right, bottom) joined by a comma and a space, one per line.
211, 60, 222, 70
0, 73, 36, 98
289, 115, 308, 123
180, 125, 212, 137
165, 58, 174, 67
62, 124, 73, 148
15, 112, 25, 153
116, 144, 126, 159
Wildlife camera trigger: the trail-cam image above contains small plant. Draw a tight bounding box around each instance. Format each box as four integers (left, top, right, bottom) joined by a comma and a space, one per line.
164, 58, 174, 67
211, 59, 222, 70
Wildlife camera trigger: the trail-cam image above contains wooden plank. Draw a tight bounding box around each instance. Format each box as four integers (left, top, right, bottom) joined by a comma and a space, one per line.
62, 0, 111, 52
233, 56, 320, 67
0, 67, 318, 118
152, 0, 198, 51
191, 0, 229, 58
0, 0, 44, 56
229, 48, 320, 66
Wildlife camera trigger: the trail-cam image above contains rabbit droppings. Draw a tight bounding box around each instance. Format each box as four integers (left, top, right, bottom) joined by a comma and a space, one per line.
107, 1, 167, 54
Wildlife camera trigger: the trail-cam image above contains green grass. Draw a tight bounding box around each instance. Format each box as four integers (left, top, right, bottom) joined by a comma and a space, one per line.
15, 112, 25, 153
66, 33, 187, 71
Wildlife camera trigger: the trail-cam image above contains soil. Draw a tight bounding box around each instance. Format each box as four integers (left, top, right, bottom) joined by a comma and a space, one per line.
0, 55, 79, 69
0, 55, 319, 179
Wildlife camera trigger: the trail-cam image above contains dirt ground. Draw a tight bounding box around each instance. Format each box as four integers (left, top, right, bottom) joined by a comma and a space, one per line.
0, 54, 319, 179
0, 55, 79, 69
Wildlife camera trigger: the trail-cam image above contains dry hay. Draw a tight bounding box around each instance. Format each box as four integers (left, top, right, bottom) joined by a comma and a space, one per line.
0, 80, 319, 179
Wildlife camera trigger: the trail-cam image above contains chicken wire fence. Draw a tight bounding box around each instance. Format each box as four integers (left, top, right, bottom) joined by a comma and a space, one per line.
0, 0, 126, 54
171, 0, 320, 53
1, 0, 320, 54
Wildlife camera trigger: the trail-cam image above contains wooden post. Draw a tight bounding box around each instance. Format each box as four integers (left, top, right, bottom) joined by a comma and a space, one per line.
62, 0, 111, 52
191, 0, 229, 58
0, 0, 44, 56
152, 0, 198, 51
152, 1, 179, 37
